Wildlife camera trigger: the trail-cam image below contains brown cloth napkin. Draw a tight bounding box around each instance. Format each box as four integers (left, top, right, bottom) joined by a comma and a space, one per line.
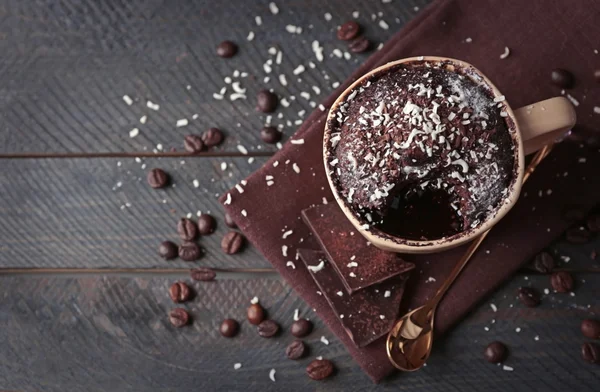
221, 0, 600, 382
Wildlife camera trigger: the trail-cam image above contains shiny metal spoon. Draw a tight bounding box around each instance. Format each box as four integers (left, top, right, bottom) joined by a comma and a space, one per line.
386, 144, 554, 371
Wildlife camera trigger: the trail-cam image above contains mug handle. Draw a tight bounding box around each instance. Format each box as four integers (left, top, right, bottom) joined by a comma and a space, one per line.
513, 97, 577, 155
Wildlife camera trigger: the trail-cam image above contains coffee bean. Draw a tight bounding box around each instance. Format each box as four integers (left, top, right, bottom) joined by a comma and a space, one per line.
562, 206, 585, 222
202, 128, 224, 147
594, 69, 600, 83
483, 341, 507, 363
169, 282, 191, 303
581, 342, 600, 364
260, 126, 282, 144
159, 241, 178, 260
190, 267, 216, 281
286, 340, 306, 360
184, 135, 205, 153
533, 251, 555, 273
169, 308, 190, 327
291, 319, 313, 337
178, 242, 202, 261
587, 213, 600, 232
337, 21, 361, 41
222, 231, 244, 254
581, 319, 600, 339
550, 68, 574, 89
349, 36, 371, 53
147, 168, 169, 189
257, 320, 280, 338
247, 303, 265, 325
224, 213, 237, 228
220, 319, 240, 338
550, 271, 574, 293
306, 359, 334, 380
197, 214, 216, 235
566, 226, 592, 243
178, 218, 198, 241
217, 41, 237, 58
256, 90, 278, 113
518, 287, 540, 307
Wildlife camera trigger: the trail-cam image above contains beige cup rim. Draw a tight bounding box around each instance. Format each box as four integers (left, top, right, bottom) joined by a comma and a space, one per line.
323, 56, 525, 253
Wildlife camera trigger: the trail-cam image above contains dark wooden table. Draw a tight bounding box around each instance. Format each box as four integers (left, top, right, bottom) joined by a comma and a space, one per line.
0, 1, 598, 390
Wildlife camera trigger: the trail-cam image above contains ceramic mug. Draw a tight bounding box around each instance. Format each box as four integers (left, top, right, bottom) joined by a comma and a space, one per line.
323, 56, 576, 254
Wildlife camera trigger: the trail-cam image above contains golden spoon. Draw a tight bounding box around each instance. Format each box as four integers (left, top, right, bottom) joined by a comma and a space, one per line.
386, 144, 554, 371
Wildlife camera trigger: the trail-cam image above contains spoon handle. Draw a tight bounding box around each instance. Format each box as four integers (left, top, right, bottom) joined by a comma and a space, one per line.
430, 143, 554, 307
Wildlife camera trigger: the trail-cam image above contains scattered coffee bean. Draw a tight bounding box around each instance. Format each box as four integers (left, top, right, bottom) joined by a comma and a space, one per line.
169, 308, 190, 327
587, 213, 600, 232
260, 126, 282, 144
222, 231, 244, 254
306, 359, 334, 380
594, 69, 600, 83
247, 303, 265, 325
257, 320, 280, 338
178, 218, 198, 241
184, 135, 205, 153
256, 90, 278, 113
159, 241, 178, 260
483, 341, 507, 363
169, 282, 191, 303
197, 214, 216, 235
224, 212, 238, 228
566, 226, 592, 243
202, 127, 224, 147
217, 40, 237, 58
348, 36, 371, 53
286, 340, 306, 360
550, 271, 574, 293
337, 21, 361, 41
581, 342, 600, 364
581, 319, 600, 339
147, 168, 169, 189
220, 318, 240, 338
178, 242, 202, 261
291, 319, 313, 337
562, 206, 585, 222
532, 251, 555, 273
190, 267, 216, 281
550, 68, 574, 89
518, 287, 540, 307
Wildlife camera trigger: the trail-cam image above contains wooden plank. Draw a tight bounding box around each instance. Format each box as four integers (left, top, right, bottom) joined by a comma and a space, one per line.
0, 0, 431, 154
0, 272, 598, 391
0, 157, 271, 268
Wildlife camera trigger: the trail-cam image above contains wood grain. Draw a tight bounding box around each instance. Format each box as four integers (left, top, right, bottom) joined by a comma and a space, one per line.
0, 272, 597, 392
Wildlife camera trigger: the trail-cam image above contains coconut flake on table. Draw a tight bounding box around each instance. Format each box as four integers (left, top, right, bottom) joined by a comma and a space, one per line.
503, 365, 514, 372
279, 74, 288, 86
269, 2, 279, 14
308, 261, 325, 273
241, 209, 247, 217
129, 128, 139, 138
234, 363, 242, 370
336, 291, 343, 297
237, 145, 248, 155
146, 100, 160, 110
499, 47, 510, 59
176, 119, 188, 127
231, 82, 246, 94
122, 95, 133, 105
286, 261, 296, 269
221, 162, 228, 171
247, 31, 255, 41
332, 49, 343, 58
276, 50, 283, 65
293, 309, 300, 321
251, 296, 259, 304
192, 179, 200, 188
293, 65, 306, 75
213, 93, 224, 100
324, 12, 332, 21
282, 245, 288, 257
282, 230, 293, 239
379, 20, 389, 30
320, 336, 330, 345
286, 25, 302, 34
312, 40, 324, 62
255, 16, 262, 26
139, 115, 147, 124
269, 369, 276, 382
292, 163, 300, 173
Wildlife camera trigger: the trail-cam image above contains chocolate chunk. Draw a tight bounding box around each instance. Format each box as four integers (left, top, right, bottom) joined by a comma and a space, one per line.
587, 213, 600, 232
550, 68, 574, 88
177, 218, 198, 241
306, 359, 334, 380
581, 319, 600, 339
224, 212, 237, 228
147, 168, 169, 188
484, 341, 507, 363
169, 282, 191, 303
550, 271, 574, 292
178, 242, 202, 261
197, 214, 216, 235
247, 303, 265, 325
190, 267, 216, 281
184, 135, 205, 153
337, 21, 361, 41
202, 128, 224, 147
348, 36, 371, 53
565, 226, 592, 243
256, 90, 278, 113
302, 204, 415, 293
220, 319, 239, 338
517, 287, 540, 307
291, 319, 313, 337
159, 241, 178, 260
217, 41, 237, 58
286, 340, 306, 360
221, 231, 244, 254
581, 342, 600, 364
532, 251, 555, 273
257, 320, 280, 338
169, 308, 190, 327
261, 126, 282, 144
298, 248, 408, 347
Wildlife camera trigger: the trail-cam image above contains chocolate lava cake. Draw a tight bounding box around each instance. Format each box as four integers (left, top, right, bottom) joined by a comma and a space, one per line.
326, 60, 516, 241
